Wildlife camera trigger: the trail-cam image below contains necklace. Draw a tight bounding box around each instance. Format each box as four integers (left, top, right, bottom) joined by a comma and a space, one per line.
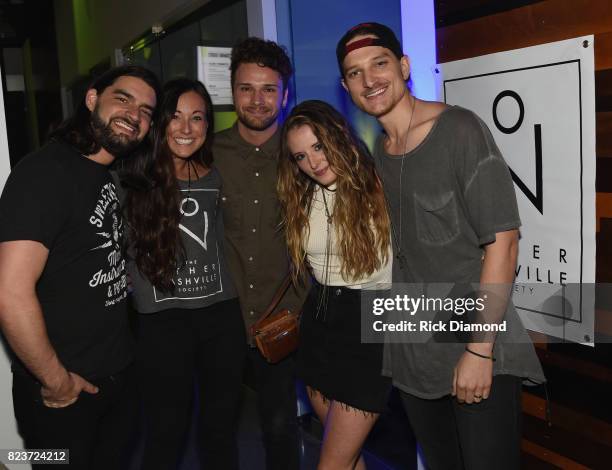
179, 160, 202, 217
321, 186, 334, 224
384, 96, 417, 271
187, 159, 192, 195
315, 185, 334, 320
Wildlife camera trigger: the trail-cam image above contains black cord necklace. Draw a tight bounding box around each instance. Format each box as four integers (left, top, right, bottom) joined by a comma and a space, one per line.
179, 159, 202, 218
381, 96, 417, 271
315, 185, 335, 320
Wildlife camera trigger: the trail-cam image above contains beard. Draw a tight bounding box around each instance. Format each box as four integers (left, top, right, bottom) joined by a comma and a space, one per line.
91, 106, 142, 159
236, 105, 279, 132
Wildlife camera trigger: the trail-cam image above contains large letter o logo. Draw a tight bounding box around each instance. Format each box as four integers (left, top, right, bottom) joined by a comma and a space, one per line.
492, 90, 524, 134
180, 197, 199, 216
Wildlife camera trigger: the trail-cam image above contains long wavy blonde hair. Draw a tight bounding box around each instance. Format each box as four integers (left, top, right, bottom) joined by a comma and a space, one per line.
278, 100, 390, 281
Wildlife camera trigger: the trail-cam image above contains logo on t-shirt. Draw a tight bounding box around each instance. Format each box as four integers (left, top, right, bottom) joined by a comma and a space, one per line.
87, 182, 127, 307
153, 188, 223, 302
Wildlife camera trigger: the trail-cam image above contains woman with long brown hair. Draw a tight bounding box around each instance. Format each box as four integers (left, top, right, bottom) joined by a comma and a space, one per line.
119, 78, 245, 470
278, 100, 392, 470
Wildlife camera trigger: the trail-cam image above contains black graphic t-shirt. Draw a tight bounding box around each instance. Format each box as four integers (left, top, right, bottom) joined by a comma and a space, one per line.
0, 141, 133, 380
127, 167, 238, 314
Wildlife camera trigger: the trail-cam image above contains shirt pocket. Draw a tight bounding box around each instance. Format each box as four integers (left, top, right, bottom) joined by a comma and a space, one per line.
265, 195, 282, 232
220, 194, 243, 235
414, 190, 460, 245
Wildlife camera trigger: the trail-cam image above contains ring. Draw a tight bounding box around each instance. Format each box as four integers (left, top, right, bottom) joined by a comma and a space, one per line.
474, 395, 482, 399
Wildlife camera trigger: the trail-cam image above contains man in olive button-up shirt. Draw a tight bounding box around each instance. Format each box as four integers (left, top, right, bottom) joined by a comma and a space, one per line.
213, 37, 306, 470
215, 125, 304, 337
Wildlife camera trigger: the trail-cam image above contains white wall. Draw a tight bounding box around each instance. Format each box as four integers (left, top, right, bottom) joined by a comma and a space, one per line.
0, 63, 28, 470
246, 0, 277, 40
401, 0, 437, 100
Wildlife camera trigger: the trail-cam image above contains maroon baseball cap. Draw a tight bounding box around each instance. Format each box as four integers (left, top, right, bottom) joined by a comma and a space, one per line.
336, 22, 403, 74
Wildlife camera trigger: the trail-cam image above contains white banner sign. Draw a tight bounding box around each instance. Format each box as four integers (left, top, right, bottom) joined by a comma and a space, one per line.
197, 46, 233, 106
436, 36, 596, 344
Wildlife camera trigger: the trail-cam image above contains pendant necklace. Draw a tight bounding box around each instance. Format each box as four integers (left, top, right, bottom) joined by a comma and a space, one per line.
384, 96, 416, 271
315, 185, 334, 320
182, 159, 201, 207
321, 186, 334, 224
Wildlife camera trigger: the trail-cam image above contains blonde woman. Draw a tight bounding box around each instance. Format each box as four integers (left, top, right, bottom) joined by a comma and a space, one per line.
278, 100, 391, 470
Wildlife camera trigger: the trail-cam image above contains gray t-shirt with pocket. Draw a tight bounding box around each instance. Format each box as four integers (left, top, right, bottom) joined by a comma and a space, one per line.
373, 106, 545, 399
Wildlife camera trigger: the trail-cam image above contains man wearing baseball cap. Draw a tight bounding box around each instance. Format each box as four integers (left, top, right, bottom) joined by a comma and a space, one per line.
337, 22, 544, 469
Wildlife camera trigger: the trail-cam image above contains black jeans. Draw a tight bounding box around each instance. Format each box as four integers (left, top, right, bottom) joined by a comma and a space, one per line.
400, 375, 522, 470
248, 347, 300, 470
136, 298, 246, 470
12, 365, 138, 470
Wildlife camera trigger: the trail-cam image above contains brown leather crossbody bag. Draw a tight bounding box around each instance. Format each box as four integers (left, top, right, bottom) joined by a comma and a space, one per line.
249, 275, 300, 363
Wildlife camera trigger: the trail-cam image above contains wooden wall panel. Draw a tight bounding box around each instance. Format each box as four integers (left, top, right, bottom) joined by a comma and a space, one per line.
595, 69, 612, 112
523, 393, 612, 446
596, 111, 612, 157
437, 0, 612, 66
597, 193, 612, 232
521, 440, 591, 470
436, 0, 544, 27
596, 159, 612, 192
595, 31, 612, 70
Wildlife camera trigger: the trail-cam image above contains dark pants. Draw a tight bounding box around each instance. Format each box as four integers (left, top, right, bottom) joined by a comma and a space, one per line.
248, 347, 300, 470
400, 375, 522, 470
136, 298, 246, 470
12, 365, 138, 470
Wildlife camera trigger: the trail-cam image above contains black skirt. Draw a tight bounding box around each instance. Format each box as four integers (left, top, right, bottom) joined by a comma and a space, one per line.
297, 281, 391, 414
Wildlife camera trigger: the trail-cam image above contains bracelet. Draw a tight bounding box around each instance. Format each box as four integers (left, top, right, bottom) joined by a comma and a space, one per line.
465, 346, 496, 362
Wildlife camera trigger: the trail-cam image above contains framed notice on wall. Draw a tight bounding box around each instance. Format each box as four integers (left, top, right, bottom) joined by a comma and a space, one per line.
436, 36, 596, 345
197, 46, 233, 109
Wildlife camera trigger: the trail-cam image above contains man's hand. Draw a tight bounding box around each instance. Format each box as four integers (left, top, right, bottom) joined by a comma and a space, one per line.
450, 229, 519, 404
452, 348, 493, 404
40, 369, 99, 408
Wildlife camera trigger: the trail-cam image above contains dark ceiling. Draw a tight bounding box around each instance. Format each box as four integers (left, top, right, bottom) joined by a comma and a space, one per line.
0, 0, 55, 47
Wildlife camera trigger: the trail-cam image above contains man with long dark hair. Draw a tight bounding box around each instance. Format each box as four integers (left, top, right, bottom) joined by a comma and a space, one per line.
0, 65, 160, 469
213, 37, 306, 470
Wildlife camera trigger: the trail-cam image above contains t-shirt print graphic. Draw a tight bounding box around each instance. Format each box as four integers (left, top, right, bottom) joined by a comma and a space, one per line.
88, 181, 128, 307
153, 188, 224, 302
